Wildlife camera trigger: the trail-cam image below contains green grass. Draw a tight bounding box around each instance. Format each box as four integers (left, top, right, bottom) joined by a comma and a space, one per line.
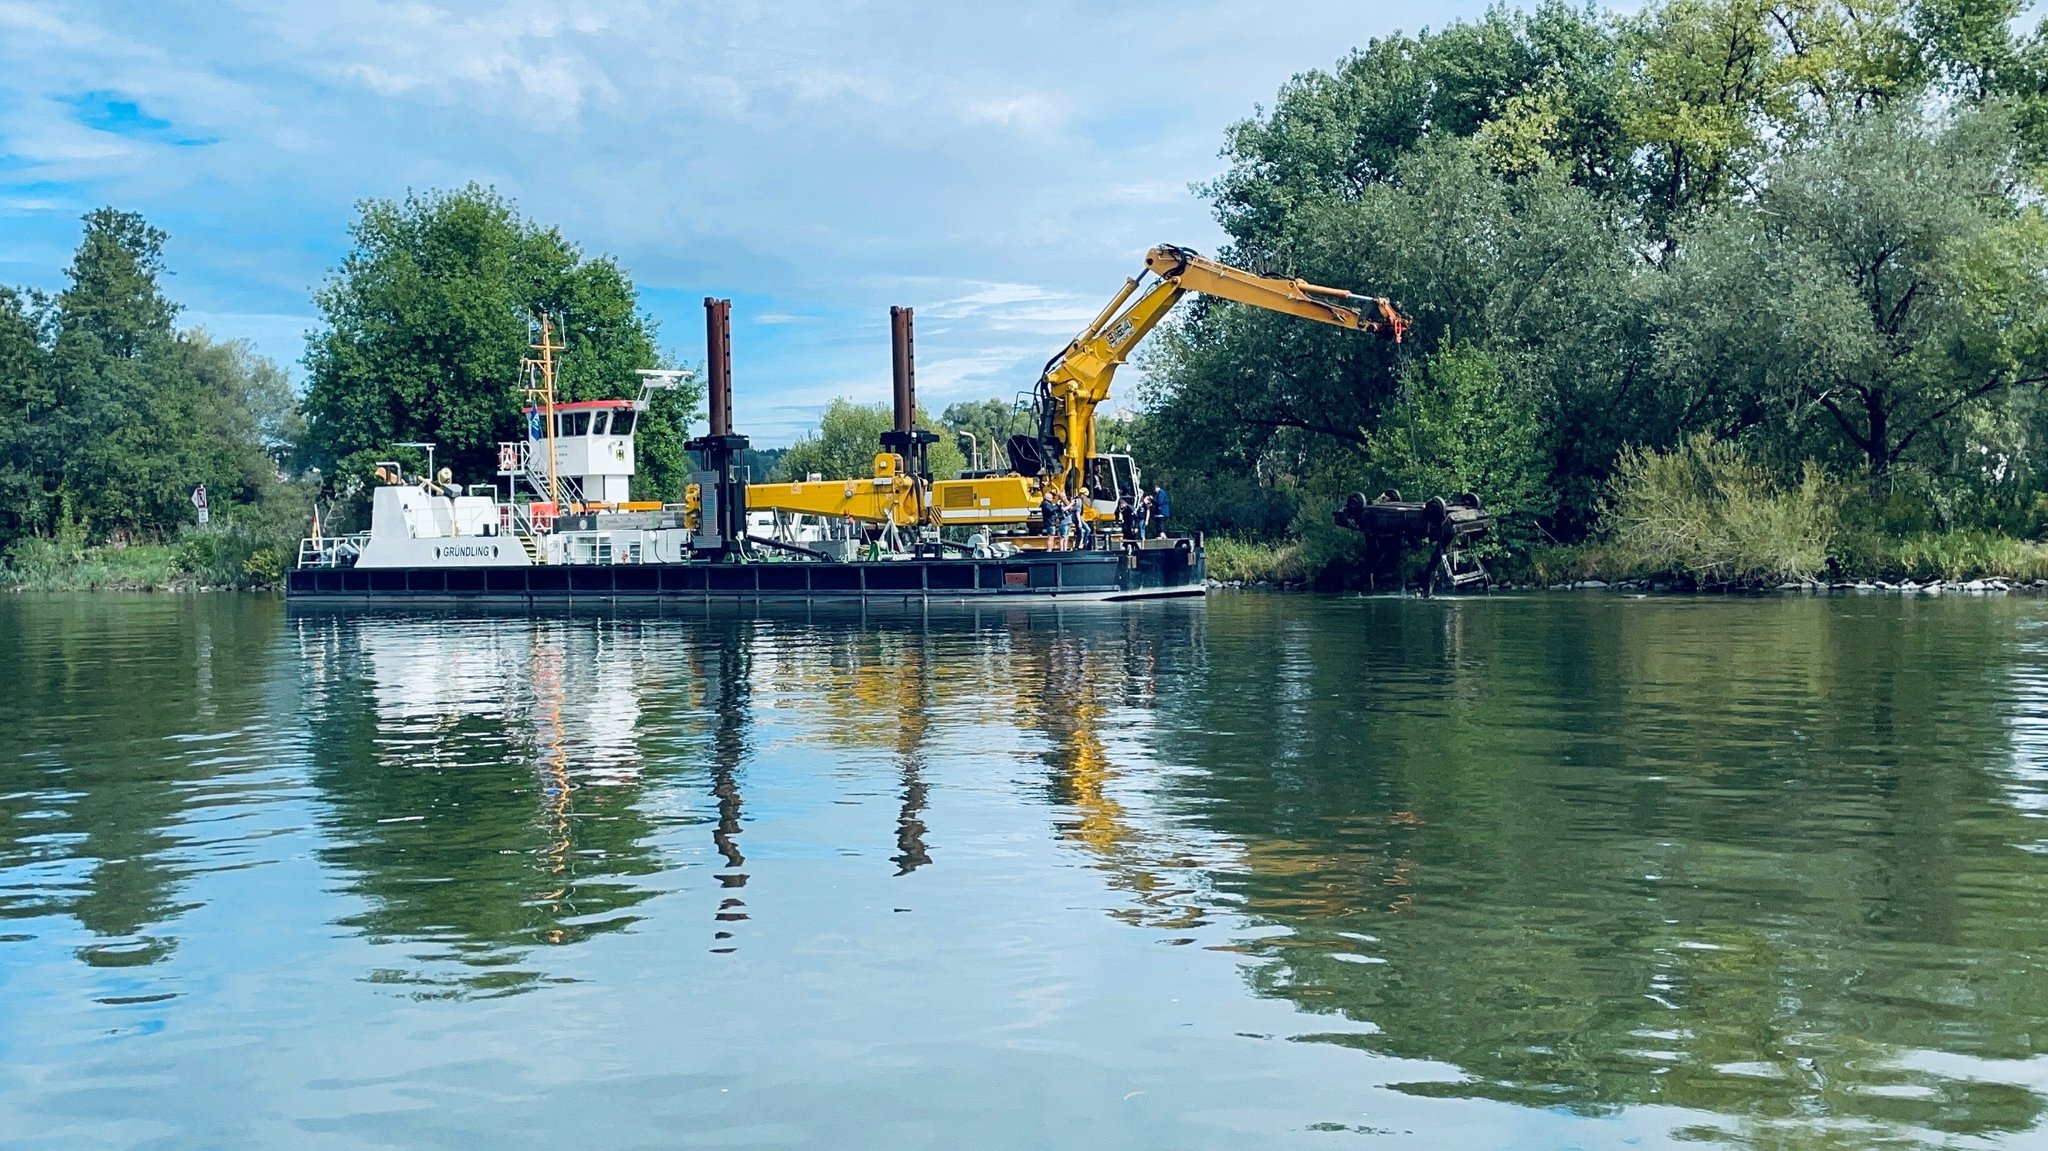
1518, 529, 2048, 586
1205, 535, 1305, 584
1, 541, 188, 591
1836, 530, 2048, 582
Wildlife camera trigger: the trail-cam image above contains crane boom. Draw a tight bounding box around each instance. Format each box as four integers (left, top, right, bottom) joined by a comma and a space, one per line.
741, 244, 1405, 540
1036, 244, 1404, 498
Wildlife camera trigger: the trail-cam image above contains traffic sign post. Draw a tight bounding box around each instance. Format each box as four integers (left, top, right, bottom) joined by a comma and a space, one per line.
191, 484, 209, 526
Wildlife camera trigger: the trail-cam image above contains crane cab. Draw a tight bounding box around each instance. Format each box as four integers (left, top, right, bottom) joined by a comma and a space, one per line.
1083, 453, 1141, 518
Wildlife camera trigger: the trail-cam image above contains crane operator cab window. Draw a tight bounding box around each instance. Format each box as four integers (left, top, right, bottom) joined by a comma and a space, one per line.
1086, 457, 1114, 500
1086, 455, 1138, 515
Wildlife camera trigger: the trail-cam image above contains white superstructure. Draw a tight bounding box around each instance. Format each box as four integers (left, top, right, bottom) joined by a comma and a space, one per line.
298, 372, 703, 573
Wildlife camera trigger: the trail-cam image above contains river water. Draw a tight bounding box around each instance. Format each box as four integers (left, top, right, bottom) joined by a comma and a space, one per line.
4, 592, 2048, 1148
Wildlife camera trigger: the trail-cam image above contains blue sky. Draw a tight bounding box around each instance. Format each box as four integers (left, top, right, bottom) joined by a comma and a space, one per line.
0, 1, 1494, 443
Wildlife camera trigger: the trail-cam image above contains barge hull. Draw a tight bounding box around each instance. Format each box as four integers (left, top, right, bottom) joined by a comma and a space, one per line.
286, 545, 1204, 604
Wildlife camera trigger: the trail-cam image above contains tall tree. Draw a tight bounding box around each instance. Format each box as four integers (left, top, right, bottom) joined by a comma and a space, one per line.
1207, 3, 1631, 263
1151, 138, 1645, 533
56, 208, 177, 358
302, 185, 675, 485
1653, 107, 2048, 476
0, 288, 52, 539
46, 209, 201, 538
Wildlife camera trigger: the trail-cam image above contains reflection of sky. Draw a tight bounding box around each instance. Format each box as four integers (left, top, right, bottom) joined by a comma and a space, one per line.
2005, 619, 2048, 838
16, 597, 2048, 1149
360, 619, 645, 782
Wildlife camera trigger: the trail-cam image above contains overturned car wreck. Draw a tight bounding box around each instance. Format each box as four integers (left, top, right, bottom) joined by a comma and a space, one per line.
1333, 490, 1494, 596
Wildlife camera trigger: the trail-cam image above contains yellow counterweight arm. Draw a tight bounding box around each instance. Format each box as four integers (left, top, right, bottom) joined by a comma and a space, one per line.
1040, 244, 1405, 497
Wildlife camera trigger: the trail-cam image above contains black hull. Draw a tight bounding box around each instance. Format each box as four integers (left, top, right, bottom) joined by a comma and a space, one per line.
286, 542, 1204, 604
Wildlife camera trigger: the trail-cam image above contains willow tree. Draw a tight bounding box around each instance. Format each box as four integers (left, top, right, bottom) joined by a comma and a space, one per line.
1653, 107, 2048, 477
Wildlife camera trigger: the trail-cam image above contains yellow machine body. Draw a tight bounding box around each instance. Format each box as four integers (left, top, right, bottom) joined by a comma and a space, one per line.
740, 244, 1404, 534
744, 452, 926, 524
927, 475, 1042, 526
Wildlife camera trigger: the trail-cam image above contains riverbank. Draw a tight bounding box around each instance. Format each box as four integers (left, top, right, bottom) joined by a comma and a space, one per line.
2, 532, 290, 592
1209, 575, 2048, 595
2, 542, 190, 591
1201, 528, 2048, 593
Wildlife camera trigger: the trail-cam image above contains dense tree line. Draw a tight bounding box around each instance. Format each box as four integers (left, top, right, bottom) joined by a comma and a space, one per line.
0, 190, 686, 585
1136, 0, 2048, 575
0, 210, 297, 548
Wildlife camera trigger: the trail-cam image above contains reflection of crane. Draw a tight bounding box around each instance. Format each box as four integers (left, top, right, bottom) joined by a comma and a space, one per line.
1021, 622, 1214, 930
784, 626, 936, 874
891, 636, 934, 875
742, 246, 1405, 533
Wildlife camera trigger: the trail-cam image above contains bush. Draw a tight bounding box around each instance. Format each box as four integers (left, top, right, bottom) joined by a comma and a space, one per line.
1, 539, 180, 590
1832, 529, 2048, 582
1205, 535, 1305, 583
175, 512, 302, 588
243, 546, 289, 587
1605, 435, 1840, 584
4, 537, 69, 586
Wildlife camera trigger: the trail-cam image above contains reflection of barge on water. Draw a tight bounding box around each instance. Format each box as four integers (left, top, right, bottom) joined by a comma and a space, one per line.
290, 292, 1209, 605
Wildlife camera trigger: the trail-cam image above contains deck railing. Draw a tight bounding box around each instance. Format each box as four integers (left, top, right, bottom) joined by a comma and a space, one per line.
295, 534, 367, 569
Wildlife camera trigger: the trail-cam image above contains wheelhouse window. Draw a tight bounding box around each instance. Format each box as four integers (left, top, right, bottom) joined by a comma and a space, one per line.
590, 410, 611, 436
613, 409, 636, 437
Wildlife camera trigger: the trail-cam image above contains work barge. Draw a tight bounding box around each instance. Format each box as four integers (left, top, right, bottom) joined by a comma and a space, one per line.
287, 296, 1205, 605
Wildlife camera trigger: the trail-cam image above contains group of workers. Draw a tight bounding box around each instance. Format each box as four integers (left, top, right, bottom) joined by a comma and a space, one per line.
1037, 484, 1169, 549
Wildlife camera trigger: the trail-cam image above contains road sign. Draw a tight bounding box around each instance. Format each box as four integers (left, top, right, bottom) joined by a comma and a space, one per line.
191, 484, 209, 525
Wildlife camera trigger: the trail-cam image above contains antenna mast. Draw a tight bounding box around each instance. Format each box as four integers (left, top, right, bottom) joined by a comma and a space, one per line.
523, 314, 564, 507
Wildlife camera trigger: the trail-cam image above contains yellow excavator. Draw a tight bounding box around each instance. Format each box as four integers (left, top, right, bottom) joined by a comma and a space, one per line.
743, 244, 1405, 538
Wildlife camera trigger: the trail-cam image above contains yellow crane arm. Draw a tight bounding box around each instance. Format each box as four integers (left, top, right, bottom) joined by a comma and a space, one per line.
1042, 244, 1404, 497
744, 451, 924, 525
743, 244, 1405, 533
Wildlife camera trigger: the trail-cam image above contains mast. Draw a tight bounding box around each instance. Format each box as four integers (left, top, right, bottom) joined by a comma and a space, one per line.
523, 314, 564, 507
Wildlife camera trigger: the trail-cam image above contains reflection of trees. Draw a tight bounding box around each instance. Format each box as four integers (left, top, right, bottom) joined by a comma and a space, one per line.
298, 613, 678, 996
1145, 595, 2048, 1148
0, 597, 286, 968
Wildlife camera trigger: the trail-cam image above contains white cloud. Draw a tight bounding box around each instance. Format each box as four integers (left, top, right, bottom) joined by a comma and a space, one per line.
0, 0, 1485, 443
920, 282, 1099, 335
